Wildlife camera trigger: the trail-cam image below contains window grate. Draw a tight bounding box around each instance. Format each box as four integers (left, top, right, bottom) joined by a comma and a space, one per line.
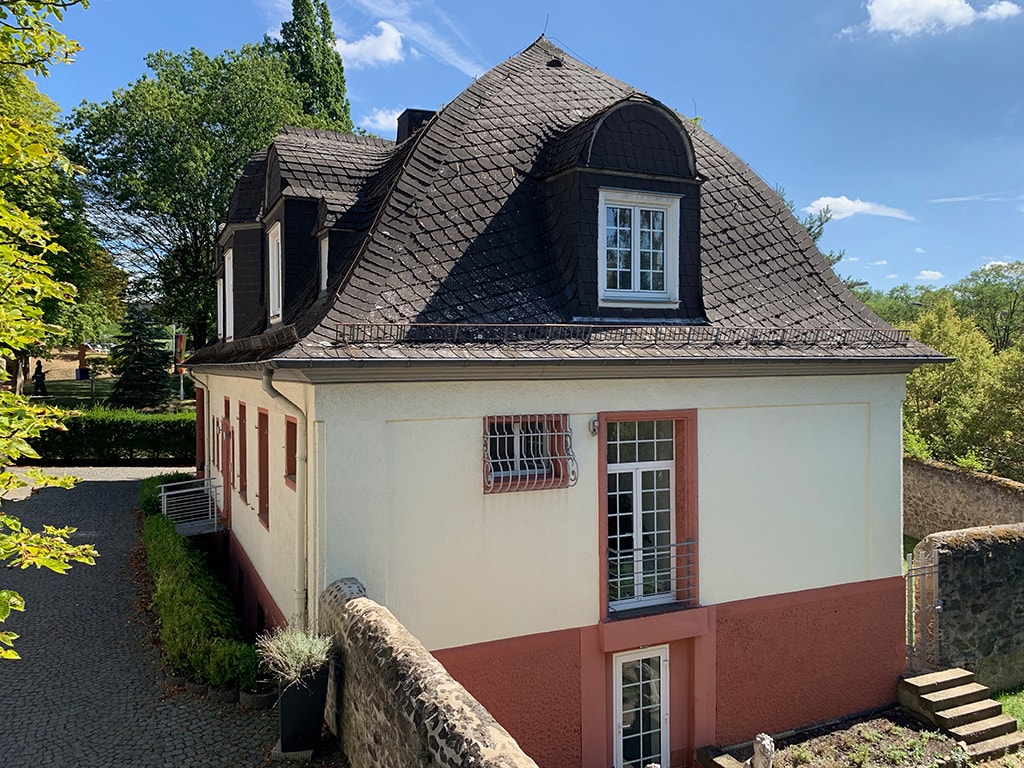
483, 414, 578, 493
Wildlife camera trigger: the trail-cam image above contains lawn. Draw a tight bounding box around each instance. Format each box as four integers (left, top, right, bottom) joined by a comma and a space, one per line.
30, 375, 195, 412
37, 376, 116, 407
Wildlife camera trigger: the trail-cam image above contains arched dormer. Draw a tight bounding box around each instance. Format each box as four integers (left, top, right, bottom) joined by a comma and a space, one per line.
540, 96, 706, 323
585, 99, 697, 179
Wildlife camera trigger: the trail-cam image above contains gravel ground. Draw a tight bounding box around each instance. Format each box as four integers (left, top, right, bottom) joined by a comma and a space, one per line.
0, 467, 288, 768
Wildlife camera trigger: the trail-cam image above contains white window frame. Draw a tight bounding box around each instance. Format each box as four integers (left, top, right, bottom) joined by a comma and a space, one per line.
599, 189, 680, 308
614, 646, 670, 768
319, 234, 329, 293
268, 222, 283, 320
216, 277, 225, 339
607, 419, 676, 611
224, 248, 235, 341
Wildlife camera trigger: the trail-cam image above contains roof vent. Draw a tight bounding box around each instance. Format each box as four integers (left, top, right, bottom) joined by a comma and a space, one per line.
397, 108, 436, 143
546, 57, 564, 68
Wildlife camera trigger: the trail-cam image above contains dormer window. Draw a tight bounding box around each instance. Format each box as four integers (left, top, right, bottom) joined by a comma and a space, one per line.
223, 248, 235, 340
268, 222, 282, 320
319, 234, 329, 294
599, 189, 680, 307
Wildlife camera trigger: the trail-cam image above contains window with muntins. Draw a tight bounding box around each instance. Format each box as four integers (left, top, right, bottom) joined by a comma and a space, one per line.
599, 189, 680, 307
614, 646, 669, 768
483, 414, 577, 493
602, 412, 698, 614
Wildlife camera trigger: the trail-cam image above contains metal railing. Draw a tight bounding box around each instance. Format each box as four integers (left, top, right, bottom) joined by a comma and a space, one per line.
906, 547, 941, 674
159, 478, 223, 536
608, 539, 697, 613
333, 323, 911, 349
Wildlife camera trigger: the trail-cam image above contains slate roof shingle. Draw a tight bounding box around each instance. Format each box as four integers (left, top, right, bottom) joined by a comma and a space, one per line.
192, 37, 944, 367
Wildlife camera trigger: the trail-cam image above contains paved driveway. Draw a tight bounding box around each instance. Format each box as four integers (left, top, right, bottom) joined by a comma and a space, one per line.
0, 467, 280, 767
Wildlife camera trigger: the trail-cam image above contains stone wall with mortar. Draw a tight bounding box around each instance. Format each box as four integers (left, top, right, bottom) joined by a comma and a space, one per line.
318, 578, 540, 768
904, 458, 1024, 540
918, 525, 1024, 692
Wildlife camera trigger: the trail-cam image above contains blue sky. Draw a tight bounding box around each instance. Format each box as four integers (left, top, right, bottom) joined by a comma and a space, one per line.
37, 0, 1024, 289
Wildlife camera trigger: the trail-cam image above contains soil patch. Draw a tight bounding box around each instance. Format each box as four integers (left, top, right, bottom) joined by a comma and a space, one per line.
723, 709, 966, 768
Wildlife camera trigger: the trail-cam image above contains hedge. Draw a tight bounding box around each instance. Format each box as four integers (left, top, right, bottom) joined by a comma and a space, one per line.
31, 407, 195, 464
142, 473, 259, 690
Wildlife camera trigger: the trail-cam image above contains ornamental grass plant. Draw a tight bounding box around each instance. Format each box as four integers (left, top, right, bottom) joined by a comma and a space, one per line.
256, 625, 332, 687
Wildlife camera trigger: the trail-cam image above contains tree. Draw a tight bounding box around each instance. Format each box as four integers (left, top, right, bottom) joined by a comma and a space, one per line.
978, 343, 1024, 480
850, 283, 948, 328
277, 0, 353, 130
903, 297, 996, 468
70, 45, 337, 346
950, 261, 1024, 352
0, 0, 99, 659
110, 304, 172, 409
774, 186, 845, 268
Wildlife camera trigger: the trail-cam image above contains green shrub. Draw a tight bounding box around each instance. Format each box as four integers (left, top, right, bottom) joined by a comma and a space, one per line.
143, 509, 249, 686
30, 407, 195, 464
207, 638, 261, 690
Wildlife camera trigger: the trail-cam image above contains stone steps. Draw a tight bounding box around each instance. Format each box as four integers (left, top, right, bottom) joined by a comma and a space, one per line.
900, 667, 1024, 763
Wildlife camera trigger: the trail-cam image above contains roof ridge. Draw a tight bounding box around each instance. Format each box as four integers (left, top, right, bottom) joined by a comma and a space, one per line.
277, 125, 394, 147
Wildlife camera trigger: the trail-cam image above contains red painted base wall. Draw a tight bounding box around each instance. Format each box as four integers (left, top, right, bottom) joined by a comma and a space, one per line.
226, 532, 286, 635
434, 628, 584, 768
714, 577, 906, 746
433, 577, 905, 768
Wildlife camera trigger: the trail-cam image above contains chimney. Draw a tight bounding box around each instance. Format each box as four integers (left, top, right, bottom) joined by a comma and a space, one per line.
396, 109, 435, 143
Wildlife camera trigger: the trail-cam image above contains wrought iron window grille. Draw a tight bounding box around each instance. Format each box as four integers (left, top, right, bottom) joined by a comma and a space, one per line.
483, 414, 578, 493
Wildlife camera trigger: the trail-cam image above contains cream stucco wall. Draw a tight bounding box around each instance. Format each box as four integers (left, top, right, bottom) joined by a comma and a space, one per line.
196, 372, 314, 626
311, 372, 906, 652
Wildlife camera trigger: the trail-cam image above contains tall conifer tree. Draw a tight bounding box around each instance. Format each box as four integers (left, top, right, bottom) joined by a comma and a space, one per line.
278, 0, 353, 131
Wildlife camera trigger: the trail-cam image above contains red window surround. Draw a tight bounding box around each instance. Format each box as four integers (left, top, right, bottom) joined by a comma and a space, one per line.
284, 416, 297, 490
257, 408, 269, 529
238, 402, 247, 500
598, 409, 699, 618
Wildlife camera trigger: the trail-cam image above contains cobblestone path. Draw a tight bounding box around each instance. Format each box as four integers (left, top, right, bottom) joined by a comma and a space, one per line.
1, 467, 281, 768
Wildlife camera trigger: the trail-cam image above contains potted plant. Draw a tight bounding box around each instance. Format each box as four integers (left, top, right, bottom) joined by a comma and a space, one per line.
256, 625, 332, 753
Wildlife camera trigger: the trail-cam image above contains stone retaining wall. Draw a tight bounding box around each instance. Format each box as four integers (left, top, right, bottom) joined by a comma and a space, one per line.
917, 525, 1024, 692
904, 458, 1024, 540
318, 578, 540, 768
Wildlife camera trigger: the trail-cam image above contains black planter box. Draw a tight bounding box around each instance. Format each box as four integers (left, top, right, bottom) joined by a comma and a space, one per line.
278, 666, 329, 753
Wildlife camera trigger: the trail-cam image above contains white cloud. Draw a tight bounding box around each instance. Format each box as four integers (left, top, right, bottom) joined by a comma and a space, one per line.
929, 191, 1016, 203
886, 274, 900, 279
846, 256, 861, 262
984, 260, 1010, 268
916, 270, 945, 281
981, 0, 1023, 18
915, 247, 926, 253
866, 0, 1021, 36
337, 21, 404, 68
871, 260, 889, 266
359, 107, 404, 133
804, 195, 915, 221
340, 0, 485, 77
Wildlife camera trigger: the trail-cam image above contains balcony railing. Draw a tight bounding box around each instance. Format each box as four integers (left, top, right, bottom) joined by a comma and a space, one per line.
159, 477, 223, 536
608, 539, 697, 613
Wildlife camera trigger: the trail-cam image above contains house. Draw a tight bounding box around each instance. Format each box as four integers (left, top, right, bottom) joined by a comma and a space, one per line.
188, 37, 944, 768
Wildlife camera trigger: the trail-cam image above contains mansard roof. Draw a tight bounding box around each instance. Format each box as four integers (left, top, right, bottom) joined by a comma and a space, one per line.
193, 37, 943, 369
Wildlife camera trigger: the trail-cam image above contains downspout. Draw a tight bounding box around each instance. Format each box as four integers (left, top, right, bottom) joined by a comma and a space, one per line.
261, 366, 310, 630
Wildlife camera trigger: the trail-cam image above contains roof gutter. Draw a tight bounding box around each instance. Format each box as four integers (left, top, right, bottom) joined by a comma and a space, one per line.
261, 366, 310, 631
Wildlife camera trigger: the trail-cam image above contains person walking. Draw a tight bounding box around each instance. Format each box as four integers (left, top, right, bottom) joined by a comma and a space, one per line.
32, 360, 47, 396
